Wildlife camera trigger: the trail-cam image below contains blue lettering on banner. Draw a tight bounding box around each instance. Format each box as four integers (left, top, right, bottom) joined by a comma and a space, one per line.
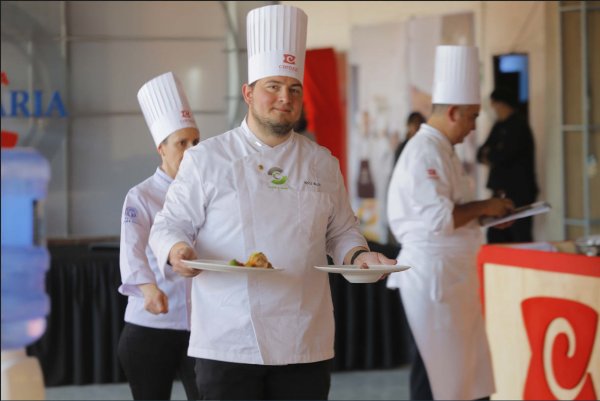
1, 90, 68, 118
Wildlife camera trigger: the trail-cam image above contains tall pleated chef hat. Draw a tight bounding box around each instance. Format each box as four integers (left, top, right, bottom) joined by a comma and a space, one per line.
246, 4, 308, 85
432, 45, 481, 105
137, 71, 197, 148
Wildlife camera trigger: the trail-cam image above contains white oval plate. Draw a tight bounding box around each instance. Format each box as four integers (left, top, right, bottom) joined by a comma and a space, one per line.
182, 259, 283, 273
314, 265, 411, 283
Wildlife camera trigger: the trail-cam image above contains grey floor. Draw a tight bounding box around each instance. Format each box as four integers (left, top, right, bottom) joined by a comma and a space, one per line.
44, 366, 410, 400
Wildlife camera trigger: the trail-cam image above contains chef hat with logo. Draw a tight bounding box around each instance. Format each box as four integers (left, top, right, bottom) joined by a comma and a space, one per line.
137, 71, 197, 148
432, 45, 481, 105
246, 4, 308, 85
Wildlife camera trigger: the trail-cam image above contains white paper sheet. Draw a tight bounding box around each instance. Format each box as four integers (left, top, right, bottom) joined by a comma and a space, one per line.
480, 201, 552, 228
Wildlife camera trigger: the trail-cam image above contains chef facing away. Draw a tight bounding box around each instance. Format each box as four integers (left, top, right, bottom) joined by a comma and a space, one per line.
387, 45, 515, 400
149, 4, 395, 400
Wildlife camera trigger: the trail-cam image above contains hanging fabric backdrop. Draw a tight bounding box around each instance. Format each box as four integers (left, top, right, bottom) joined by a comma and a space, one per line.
303, 48, 347, 180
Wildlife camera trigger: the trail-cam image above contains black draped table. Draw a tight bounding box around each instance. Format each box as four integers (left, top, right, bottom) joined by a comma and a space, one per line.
27, 240, 414, 386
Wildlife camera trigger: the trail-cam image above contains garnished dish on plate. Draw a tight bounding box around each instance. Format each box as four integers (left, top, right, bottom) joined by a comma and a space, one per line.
182, 252, 281, 273
228, 252, 273, 269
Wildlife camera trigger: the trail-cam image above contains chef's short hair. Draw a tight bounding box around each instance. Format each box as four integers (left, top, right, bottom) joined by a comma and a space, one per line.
431, 104, 451, 115
431, 104, 472, 116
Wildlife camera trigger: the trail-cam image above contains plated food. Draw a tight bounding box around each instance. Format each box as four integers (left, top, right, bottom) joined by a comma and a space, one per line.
229, 252, 273, 269
182, 257, 281, 273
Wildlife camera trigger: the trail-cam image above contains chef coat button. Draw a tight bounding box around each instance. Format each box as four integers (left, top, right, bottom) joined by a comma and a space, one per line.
258, 164, 264, 171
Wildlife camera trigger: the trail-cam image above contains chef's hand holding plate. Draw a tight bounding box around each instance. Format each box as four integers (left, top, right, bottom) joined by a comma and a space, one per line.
169, 242, 202, 277
354, 251, 397, 281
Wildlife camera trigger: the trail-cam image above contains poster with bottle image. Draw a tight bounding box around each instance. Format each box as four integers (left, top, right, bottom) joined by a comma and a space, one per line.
348, 22, 409, 245
348, 14, 475, 245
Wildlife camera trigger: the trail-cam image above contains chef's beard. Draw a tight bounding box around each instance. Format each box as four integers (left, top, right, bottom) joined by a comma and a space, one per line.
251, 108, 297, 137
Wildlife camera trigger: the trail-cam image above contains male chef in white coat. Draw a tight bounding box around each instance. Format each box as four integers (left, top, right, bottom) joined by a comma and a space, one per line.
386, 46, 514, 400
149, 4, 395, 400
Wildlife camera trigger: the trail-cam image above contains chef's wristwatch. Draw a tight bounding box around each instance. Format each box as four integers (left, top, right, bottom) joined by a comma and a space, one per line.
350, 249, 369, 265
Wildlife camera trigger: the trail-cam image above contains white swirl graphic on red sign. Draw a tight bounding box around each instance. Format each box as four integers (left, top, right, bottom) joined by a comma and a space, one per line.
521, 297, 597, 400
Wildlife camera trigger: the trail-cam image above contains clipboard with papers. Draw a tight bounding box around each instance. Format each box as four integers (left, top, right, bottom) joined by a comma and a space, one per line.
480, 201, 552, 228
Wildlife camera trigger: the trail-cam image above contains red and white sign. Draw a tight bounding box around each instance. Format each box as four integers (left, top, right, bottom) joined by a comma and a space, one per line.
478, 245, 600, 400
522, 297, 597, 400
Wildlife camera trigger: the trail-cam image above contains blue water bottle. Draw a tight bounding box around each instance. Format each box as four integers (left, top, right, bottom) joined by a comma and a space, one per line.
1, 148, 51, 350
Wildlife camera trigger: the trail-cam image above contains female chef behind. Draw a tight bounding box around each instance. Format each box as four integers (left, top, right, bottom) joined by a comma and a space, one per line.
117, 71, 200, 400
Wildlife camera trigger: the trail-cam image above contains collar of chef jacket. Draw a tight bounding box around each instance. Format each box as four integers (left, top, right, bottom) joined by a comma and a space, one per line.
155, 166, 173, 187
240, 116, 295, 152
419, 124, 455, 156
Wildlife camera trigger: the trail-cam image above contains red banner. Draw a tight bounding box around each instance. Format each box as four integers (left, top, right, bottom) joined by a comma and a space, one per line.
303, 48, 346, 181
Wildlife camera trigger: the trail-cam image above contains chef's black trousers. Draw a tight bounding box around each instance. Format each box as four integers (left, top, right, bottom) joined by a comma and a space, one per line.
117, 322, 199, 400
410, 344, 434, 400
194, 357, 332, 400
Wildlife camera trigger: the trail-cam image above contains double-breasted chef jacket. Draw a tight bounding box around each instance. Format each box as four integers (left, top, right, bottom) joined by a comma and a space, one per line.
387, 123, 495, 400
119, 167, 192, 330
150, 118, 367, 365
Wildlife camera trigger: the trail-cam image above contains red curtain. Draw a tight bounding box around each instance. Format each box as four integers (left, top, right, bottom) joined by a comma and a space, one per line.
303, 48, 346, 181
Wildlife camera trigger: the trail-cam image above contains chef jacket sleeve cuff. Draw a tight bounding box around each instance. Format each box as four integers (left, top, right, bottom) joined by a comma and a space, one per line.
118, 270, 156, 297
332, 235, 369, 266
118, 284, 141, 297
149, 225, 192, 279
159, 237, 189, 279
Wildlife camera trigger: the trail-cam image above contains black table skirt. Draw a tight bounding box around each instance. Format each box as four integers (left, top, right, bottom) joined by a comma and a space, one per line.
27, 242, 414, 386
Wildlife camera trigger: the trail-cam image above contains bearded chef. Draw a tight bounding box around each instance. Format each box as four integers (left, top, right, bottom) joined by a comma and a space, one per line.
118, 72, 200, 400
149, 4, 396, 400
386, 46, 514, 401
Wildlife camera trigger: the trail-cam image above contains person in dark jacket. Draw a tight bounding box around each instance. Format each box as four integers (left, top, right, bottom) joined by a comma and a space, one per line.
477, 88, 539, 243
393, 111, 426, 165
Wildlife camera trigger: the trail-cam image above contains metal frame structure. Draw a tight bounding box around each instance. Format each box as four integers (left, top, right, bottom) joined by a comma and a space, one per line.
58, 2, 224, 233
2, 0, 274, 237
559, 1, 600, 238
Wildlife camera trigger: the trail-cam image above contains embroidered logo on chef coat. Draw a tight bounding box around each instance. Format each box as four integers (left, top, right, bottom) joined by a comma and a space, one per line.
124, 207, 138, 224
267, 166, 288, 189
426, 168, 439, 179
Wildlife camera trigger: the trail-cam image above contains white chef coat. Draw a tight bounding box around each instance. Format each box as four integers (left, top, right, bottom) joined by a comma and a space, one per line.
119, 167, 192, 331
386, 124, 495, 400
149, 118, 367, 365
